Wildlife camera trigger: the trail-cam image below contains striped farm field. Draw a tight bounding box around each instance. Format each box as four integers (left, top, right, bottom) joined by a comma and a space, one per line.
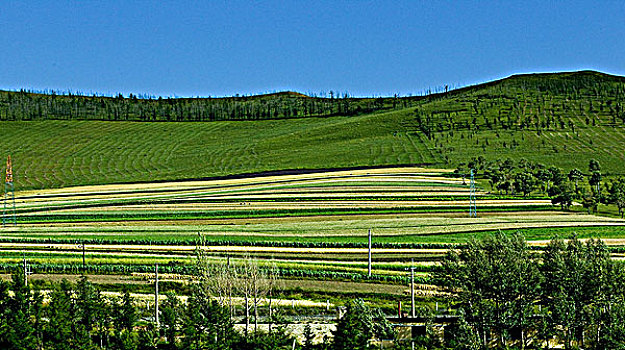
2, 165, 625, 291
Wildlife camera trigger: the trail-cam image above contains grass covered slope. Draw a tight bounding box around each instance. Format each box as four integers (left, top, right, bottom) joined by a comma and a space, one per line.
1, 70, 624, 190
410, 70, 625, 173
2, 112, 433, 190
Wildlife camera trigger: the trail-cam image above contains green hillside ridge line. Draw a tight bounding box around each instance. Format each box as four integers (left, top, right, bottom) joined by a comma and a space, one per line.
1, 70, 624, 189
3, 70, 623, 104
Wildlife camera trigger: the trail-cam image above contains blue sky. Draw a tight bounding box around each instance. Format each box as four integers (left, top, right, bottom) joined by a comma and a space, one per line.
1, 1, 623, 97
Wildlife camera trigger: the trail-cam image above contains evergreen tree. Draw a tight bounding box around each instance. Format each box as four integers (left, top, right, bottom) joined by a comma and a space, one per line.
113, 290, 137, 331
332, 299, 394, 350
136, 324, 158, 350
181, 287, 236, 350
161, 292, 181, 349
0, 270, 41, 350
45, 279, 94, 350
608, 177, 625, 218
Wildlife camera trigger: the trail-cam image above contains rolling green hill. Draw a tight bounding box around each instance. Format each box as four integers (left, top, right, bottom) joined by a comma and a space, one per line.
409, 70, 625, 174
1, 70, 624, 190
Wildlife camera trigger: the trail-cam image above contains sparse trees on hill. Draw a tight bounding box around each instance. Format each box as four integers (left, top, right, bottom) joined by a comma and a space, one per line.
459, 157, 624, 214
568, 168, 584, 193
0, 89, 410, 122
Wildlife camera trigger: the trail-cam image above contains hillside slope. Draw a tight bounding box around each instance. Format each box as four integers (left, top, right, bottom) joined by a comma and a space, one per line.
409, 70, 625, 173
1, 70, 624, 190
1, 111, 433, 189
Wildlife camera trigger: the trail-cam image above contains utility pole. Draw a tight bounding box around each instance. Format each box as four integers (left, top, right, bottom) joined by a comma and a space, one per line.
410, 263, 415, 318
368, 229, 372, 277
23, 255, 27, 286
155, 263, 159, 328
23, 253, 32, 287
405, 259, 416, 318
81, 241, 86, 271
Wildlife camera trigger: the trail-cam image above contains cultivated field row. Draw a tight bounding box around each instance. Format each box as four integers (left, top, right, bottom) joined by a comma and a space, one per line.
7, 167, 560, 226
2, 166, 625, 289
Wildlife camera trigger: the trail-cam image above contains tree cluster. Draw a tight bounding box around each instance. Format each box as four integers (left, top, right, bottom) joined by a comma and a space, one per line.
0, 90, 412, 122
0, 250, 396, 350
457, 157, 625, 215
436, 233, 625, 349
0, 273, 243, 350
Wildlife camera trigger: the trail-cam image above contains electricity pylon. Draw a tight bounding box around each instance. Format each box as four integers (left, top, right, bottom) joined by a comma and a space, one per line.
469, 168, 477, 218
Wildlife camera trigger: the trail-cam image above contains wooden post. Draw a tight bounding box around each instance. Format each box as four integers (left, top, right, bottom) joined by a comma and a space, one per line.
155, 263, 159, 328
368, 229, 372, 277
410, 259, 415, 318
23, 255, 28, 287
82, 241, 86, 271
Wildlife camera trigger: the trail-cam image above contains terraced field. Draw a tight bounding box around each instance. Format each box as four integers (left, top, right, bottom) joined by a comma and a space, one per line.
2, 166, 624, 298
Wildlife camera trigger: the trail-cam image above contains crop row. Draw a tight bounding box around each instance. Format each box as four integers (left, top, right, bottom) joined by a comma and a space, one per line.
0, 237, 456, 249
0, 263, 424, 284
16, 205, 555, 223
13, 196, 546, 215
0, 250, 440, 273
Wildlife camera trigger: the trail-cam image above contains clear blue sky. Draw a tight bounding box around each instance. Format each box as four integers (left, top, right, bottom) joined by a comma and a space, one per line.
1, 1, 623, 97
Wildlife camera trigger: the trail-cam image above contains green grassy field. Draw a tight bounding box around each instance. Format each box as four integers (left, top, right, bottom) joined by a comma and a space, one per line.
1, 113, 434, 190
412, 71, 625, 173
2, 71, 624, 190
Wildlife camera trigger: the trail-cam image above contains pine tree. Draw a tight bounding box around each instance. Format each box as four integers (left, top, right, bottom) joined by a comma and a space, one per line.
332, 299, 394, 350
